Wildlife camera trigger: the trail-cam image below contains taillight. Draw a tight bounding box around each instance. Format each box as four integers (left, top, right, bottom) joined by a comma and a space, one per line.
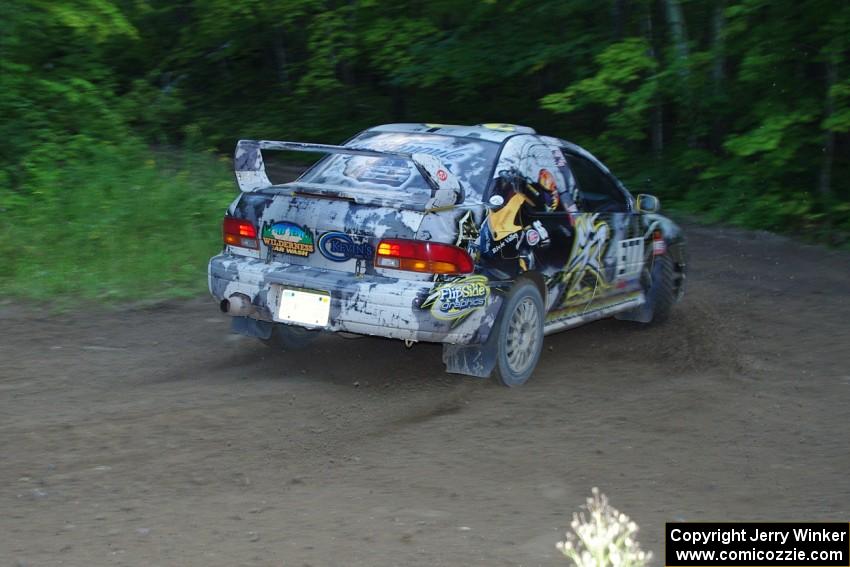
223, 217, 258, 249
375, 239, 474, 275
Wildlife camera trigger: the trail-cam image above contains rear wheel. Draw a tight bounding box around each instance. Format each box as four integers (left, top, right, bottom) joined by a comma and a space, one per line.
261, 323, 320, 350
492, 280, 545, 387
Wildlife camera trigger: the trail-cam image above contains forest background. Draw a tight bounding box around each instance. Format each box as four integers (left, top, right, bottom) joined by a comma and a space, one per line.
2, 0, 848, 300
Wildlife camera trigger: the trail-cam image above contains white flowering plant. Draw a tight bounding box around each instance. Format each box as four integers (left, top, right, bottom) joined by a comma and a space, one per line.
556, 487, 652, 567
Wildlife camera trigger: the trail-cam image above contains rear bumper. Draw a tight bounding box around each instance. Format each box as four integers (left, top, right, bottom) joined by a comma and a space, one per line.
208, 253, 502, 344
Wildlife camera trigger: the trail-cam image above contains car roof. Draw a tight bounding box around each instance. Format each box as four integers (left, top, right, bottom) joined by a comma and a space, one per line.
360, 125, 615, 179
366, 123, 536, 143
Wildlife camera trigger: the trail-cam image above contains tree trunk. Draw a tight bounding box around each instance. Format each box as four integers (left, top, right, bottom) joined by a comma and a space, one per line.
392, 86, 406, 121
610, 0, 630, 150
272, 27, 290, 91
711, 2, 726, 87
663, 0, 695, 147
612, 0, 627, 40
710, 1, 726, 151
643, 8, 663, 158
818, 59, 837, 197
664, 0, 689, 68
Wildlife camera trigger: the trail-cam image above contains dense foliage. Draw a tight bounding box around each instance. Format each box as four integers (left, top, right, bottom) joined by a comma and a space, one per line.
1, 0, 848, 298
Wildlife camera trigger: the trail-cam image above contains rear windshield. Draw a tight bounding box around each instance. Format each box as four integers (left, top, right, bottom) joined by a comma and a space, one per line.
297, 131, 499, 201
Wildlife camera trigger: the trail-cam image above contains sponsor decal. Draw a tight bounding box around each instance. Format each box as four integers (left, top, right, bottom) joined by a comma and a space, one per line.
369, 134, 473, 161
344, 157, 411, 187
436, 169, 448, 182
421, 275, 490, 321
653, 236, 667, 255
531, 221, 550, 245
261, 221, 314, 256
526, 228, 541, 246
317, 231, 373, 262
490, 231, 519, 254
616, 237, 644, 279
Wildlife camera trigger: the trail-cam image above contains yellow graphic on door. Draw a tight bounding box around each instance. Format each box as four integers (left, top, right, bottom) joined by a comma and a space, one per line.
487, 193, 531, 241
560, 214, 611, 305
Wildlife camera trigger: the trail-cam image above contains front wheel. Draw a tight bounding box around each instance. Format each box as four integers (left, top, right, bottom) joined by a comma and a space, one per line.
641, 253, 676, 324
492, 280, 545, 387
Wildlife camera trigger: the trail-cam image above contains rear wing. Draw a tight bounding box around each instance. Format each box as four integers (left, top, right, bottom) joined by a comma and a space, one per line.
234, 140, 463, 209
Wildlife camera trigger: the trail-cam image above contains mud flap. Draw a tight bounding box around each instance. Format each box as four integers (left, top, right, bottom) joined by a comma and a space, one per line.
230, 316, 273, 340
614, 302, 653, 323
441, 326, 500, 378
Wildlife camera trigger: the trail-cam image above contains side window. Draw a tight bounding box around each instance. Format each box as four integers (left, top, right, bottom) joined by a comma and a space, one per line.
563, 153, 628, 213
521, 145, 575, 213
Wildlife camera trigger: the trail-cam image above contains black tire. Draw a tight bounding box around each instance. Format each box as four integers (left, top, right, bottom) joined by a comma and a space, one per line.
492, 280, 545, 387
642, 253, 676, 324
261, 323, 320, 351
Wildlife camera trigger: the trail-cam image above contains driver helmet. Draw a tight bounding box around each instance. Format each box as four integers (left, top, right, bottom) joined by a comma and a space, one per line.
537, 169, 560, 211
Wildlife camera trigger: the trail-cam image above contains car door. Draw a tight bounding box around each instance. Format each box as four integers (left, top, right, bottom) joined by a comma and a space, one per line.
514, 144, 575, 273
555, 149, 644, 314
480, 139, 574, 277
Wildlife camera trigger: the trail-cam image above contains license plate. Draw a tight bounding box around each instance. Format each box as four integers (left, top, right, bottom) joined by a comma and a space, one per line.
276, 288, 331, 327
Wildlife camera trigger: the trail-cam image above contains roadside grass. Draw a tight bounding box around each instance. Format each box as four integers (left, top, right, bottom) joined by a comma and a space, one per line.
3, 144, 848, 307
0, 145, 236, 304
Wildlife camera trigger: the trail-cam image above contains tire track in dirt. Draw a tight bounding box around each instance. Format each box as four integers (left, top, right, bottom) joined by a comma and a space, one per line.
2, 221, 849, 566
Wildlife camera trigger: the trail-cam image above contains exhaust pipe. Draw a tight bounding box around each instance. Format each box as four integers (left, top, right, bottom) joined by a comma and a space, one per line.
220, 293, 254, 317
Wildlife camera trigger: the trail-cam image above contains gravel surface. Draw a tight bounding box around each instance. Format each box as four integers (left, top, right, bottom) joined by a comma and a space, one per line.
2, 222, 849, 566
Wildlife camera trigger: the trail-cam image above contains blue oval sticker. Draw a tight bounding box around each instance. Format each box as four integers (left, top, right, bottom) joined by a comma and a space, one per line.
318, 232, 373, 262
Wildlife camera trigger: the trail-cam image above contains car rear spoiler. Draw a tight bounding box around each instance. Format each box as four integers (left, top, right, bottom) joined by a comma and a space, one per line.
234, 139, 463, 209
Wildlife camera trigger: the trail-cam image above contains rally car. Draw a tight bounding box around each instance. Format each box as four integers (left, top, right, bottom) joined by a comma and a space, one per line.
209, 123, 687, 386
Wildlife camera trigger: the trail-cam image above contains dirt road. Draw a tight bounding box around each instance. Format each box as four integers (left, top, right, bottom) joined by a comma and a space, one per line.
2, 222, 849, 566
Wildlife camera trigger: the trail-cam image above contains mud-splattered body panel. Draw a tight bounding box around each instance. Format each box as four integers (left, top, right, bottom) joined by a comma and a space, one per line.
209, 123, 687, 352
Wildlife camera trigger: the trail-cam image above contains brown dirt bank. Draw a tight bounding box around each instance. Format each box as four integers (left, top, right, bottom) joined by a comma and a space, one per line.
2, 222, 849, 566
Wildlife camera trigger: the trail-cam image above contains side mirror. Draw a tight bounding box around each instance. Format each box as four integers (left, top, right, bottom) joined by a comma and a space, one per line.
636, 194, 660, 214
